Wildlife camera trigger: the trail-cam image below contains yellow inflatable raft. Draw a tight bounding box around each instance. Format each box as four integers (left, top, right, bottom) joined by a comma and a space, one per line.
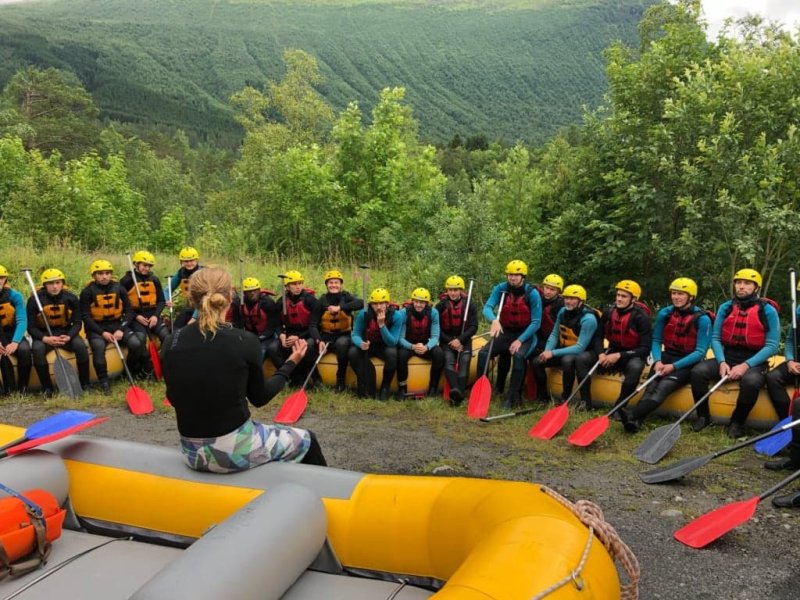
0, 424, 634, 599
6, 345, 124, 391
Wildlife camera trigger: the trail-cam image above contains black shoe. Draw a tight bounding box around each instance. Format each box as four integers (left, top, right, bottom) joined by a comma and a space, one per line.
395, 385, 407, 401
449, 388, 464, 407
578, 398, 593, 412
335, 379, 346, 393
426, 387, 438, 397
726, 421, 745, 439
764, 457, 800, 471
624, 419, 642, 434
41, 387, 56, 399
379, 387, 390, 401
772, 490, 800, 508
691, 416, 711, 432
501, 394, 520, 410
99, 379, 111, 396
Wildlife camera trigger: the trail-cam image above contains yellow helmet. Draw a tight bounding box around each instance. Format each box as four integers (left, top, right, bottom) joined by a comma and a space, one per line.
283, 270, 304, 285
733, 268, 762, 288
669, 277, 698, 298
132, 250, 155, 265
542, 273, 564, 291
562, 284, 587, 302
178, 246, 199, 261
615, 279, 641, 300
368, 288, 391, 303
41, 268, 66, 285
323, 269, 344, 283
444, 275, 465, 290
410, 287, 431, 303
0, 265, 8, 278
242, 277, 261, 292
505, 260, 528, 276
90, 259, 114, 274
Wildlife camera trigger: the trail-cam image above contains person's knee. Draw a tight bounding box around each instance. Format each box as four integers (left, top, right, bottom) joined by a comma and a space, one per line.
740, 369, 766, 392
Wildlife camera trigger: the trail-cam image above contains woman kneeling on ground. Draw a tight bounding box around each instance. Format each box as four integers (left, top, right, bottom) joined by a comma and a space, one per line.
161, 266, 326, 472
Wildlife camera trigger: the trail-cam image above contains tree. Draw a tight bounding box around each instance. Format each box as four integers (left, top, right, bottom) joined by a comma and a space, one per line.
1, 67, 100, 159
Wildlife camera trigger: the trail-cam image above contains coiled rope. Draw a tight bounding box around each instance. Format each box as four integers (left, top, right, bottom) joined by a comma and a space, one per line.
531, 486, 640, 600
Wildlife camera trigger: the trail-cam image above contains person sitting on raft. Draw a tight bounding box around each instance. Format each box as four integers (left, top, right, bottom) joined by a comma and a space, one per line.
160, 267, 326, 473
621, 278, 711, 433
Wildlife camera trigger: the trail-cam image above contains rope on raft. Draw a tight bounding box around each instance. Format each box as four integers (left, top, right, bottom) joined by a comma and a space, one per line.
531, 486, 640, 600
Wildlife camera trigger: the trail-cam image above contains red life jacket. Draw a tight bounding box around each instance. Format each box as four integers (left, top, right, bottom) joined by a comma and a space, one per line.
540, 295, 564, 341
283, 292, 314, 331
720, 301, 768, 350
662, 307, 705, 355
241, 293, 272, 335
439, 295, 467, 335
365, 307, 397, 344
500, 286, 532, 331
604, 305, 643, 350
405, 306, 431, 344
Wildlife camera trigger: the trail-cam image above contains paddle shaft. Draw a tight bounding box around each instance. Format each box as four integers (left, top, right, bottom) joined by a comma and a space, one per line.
606, 372, 659, 416
670, 374, 731, 431
717, 418, 800, 460
480, 407, 537, 422
166, 274, 174, 333
239, 257, 245, 305
298, 343, 328, 390
22, 269, 58, 340
111, 337, 137, 386
759, 466, 800, 501
791, 269, 798, 392
125, 252, 143, 304
563, 356, 603, 407
480, 292, 507, 378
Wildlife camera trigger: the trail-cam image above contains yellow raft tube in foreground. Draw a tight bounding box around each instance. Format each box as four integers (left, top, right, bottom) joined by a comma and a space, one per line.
0, 424, 630, 599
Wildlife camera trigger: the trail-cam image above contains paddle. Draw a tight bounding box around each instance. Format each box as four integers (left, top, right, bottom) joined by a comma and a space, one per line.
1, 416, 109, 459
527, 358, 602, 440
445, 278, 474, 403
274, 343, 328, 424
756, 268, 800, 456
21, 268, 82, 399
633, 375, 731, 465
467, 292, 506, 419
480, 407, 538, 422
0, 410, 96, 453
568, 372, 659, 447
125, 252, 162, 381
111, 337, 153, 415
641, 418, 800, 484
238, 257, 245, 306
674, 466, 800, 548
166, 274, 174, 333
357, 264, 376, 397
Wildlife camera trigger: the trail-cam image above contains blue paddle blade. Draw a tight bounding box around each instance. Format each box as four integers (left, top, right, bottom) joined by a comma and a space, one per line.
26, 410, 96, 439
754, 417, 793, 456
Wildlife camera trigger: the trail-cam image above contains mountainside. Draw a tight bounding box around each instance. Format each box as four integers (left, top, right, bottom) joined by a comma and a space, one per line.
0, 0, 654, 144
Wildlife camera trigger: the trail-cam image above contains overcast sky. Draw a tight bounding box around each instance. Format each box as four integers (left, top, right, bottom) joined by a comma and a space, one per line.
702, 0, 800, 36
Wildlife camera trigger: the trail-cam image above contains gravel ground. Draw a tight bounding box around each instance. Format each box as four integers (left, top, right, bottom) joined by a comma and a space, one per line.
1, 397, 799, 599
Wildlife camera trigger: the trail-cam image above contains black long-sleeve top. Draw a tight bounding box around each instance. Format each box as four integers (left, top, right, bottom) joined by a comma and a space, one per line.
119, 271, 166, 318
26, 289, 83, 340
161, 324, 296, 438
79, 280, 134, 335
309, 291, 363, 342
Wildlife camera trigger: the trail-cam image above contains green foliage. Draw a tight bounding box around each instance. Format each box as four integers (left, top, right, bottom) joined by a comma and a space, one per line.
0, 0, 650, 144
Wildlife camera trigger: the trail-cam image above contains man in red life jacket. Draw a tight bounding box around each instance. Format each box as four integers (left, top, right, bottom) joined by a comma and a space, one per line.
436, 275, 478, 406
239, 277, 278, 360
477, 260, 542, 410
622, 277, 711, 433
397, 287, 444, 398
310, 270, 363, 392
529, 273, 565, 402
265, 270, 319, 386
576, 279, 651, 411
690, 269, 779, 438
348, 288, 404, 400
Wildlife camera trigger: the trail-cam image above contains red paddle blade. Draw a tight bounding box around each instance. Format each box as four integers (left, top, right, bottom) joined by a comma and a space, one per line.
674, 496, 759, 548
149, 340, 163, 380
274, 389, 307, 424
567, 415, 610, 447
5, 417, 109, 457
127, 385, 154, 415
443, 379, 451, 401
163, 397, 172, 407
526, 365, 537, 400
528, 402, 569, 440
467, 376, 491, 419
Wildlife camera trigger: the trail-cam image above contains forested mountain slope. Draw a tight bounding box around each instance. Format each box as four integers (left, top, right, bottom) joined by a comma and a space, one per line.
0, 0, 653, 144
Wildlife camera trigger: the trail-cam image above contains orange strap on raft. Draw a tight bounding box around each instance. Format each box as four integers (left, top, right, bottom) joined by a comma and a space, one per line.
0, 488, 65, 580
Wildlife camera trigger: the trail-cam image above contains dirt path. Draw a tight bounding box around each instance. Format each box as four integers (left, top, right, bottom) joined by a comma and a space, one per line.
1, 397, 798, 599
